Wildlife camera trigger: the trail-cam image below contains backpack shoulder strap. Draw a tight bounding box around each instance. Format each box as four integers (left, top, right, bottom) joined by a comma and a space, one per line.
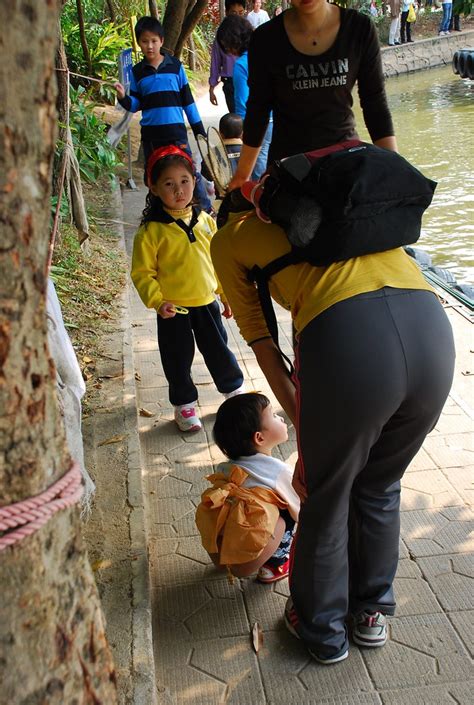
249, 251, 300, 376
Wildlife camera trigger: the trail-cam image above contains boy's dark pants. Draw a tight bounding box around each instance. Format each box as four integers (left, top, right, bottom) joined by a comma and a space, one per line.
156, 301, 243, 406
290, 288, 455, 659
221, 77, 235, 113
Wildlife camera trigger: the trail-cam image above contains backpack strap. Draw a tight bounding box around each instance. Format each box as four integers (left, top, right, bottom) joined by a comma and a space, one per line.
249, 251, 300, 376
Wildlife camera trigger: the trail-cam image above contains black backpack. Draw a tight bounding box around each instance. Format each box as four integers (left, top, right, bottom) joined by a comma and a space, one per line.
233, 140, 437, 353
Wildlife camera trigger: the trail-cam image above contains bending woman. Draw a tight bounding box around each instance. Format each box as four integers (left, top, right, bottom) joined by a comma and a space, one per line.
228, 0, 397, 190
211, 210, 455, 663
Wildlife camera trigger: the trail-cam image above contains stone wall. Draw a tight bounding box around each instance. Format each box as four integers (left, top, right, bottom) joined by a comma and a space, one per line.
381, 30, 474, 76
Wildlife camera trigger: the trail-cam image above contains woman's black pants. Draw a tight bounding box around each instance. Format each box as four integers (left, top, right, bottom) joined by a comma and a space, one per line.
290, 288, 455, 659
156, 300, 243, 406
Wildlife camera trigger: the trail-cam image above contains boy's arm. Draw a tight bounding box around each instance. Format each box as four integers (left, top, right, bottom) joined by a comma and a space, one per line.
178, 65, 205, 137
130, 229, 163, 310
115, 67, 142, 113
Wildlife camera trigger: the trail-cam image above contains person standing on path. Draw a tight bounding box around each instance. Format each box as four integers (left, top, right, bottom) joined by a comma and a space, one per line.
439, 0, 453, 35
246, 0, 271, 28
388, 0, 401, 45
209, 0, 247, 111
115, 16, 211, 211
228, 0, 396, 192
131, 146, 244, 433
216, 14, 273, 180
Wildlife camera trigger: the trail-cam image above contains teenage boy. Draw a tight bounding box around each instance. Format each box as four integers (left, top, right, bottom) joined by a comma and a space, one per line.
209, 0, 247, 111
196, 393, 300, 582
114, 16, 211, 210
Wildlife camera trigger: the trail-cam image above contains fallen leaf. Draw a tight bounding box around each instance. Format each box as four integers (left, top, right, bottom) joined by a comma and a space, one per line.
251, 622, 263, 653
134, 372, 141, 381
101, 373, 123, 379
139, 407, 154, 417
97, 433, 127, 447
91, 559, 112, 571
82, 355, 93, 364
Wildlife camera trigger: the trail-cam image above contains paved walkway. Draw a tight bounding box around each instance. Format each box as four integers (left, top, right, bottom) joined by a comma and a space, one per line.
121, 88, 473, 702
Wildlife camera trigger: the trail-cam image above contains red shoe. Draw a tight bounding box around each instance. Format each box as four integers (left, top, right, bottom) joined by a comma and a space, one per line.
257, 558, 290, 584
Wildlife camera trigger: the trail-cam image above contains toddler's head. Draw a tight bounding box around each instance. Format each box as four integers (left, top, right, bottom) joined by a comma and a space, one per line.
213, 393, 288, 459
219, 113, 243, 141
146, 146, 195, 211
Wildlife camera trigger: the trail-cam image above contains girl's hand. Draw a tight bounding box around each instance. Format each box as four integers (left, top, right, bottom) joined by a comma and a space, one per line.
114, 82, 126, 100
221, 301, 232, 319
158, 302, 176, 318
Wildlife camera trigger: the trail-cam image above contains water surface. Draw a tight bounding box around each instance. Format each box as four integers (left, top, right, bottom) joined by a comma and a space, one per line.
355, 65, 473, 284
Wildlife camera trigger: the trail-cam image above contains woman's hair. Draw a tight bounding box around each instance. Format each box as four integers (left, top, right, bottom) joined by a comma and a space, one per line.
216, 15, 254, 56
213, 393, 270, 459
141, 154, 194, 225
219, 113, 243, 139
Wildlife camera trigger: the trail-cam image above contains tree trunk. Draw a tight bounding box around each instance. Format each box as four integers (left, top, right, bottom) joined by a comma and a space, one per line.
106, 0, 117, 22
0, 1, 117, 702
149, 0, 160, 18
52, 23, 68, 200
76, 0, 92, 75
219, 0, 225, 21
163, 0, 209, 58
187, 36, 196, 71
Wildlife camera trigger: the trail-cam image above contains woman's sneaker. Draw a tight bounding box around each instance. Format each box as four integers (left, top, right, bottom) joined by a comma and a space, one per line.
174, 404, 201, 432
353, 611, 387, 648
284, 597, 349, 664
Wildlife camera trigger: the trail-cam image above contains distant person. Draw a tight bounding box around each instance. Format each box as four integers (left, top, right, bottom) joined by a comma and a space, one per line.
439, 0, 453, 35
209, 0, 246, 111
273, 6, 283, 17
216, 14, 272, 180
114, 16, 211, 211
246, 0, 270, 28
400, 0, 414, 42
448, 8, 461, 31
219, 113, 244, 180
388, 0, 401, 45
131, 146, 244, 433
196, 393, 300, 582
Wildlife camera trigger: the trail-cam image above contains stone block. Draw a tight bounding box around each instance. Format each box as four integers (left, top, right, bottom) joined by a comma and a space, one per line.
364, 613, 472, 690
401, 470, 464, 510
416, 554, 474, 611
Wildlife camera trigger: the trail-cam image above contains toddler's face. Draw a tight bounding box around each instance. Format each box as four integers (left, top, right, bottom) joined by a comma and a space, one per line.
259, 405, 288, 448
151, 164, 195, 210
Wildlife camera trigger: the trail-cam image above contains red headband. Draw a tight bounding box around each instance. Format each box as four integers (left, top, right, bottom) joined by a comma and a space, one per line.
146, 145, 194, 185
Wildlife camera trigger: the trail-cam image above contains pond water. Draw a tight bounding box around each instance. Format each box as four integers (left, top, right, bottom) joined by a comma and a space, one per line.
354, 65, 474, 285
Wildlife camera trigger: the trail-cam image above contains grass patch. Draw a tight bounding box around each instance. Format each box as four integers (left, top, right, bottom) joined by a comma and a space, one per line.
51, 179, 127, 411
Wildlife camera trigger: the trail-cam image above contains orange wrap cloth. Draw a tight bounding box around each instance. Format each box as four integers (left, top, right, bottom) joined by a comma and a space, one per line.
196, 464, 288, 565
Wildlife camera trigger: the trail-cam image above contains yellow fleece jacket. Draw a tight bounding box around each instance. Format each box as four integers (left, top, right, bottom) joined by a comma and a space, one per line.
211, 210, 435, 344
131, 210, 223, 310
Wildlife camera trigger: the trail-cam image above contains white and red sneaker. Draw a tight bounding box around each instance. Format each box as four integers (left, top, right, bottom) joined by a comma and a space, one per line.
174, 404, 201, 432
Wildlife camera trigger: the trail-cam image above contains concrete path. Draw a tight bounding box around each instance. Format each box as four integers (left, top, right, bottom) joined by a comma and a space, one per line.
120, 99, 473, 701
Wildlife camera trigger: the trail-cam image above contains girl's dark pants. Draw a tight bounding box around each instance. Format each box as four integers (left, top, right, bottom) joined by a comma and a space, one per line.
157, 300, 243, 406
400, 11, 412, 42
291, 288, 455, 659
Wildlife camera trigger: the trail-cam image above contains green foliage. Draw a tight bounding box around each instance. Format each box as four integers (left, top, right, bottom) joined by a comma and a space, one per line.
68, 86, 122, 183
61, 10, 131, 87
453, 0, 472, 15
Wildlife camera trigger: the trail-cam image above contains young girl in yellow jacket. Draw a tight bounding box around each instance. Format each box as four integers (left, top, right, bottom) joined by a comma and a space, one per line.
131, 146, 244, 432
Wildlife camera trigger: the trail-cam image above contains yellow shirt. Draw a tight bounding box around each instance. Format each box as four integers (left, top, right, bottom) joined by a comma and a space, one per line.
131, 209, 222, 310
211, 210, 435, 344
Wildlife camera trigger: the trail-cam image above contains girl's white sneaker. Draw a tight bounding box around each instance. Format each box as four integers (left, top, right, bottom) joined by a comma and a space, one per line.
174, 404, 201, 432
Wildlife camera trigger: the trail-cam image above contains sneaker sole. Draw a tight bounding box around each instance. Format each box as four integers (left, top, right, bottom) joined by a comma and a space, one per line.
353, 632, 387, 648
257, 571, 289, 584
285, 614, 349, 663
